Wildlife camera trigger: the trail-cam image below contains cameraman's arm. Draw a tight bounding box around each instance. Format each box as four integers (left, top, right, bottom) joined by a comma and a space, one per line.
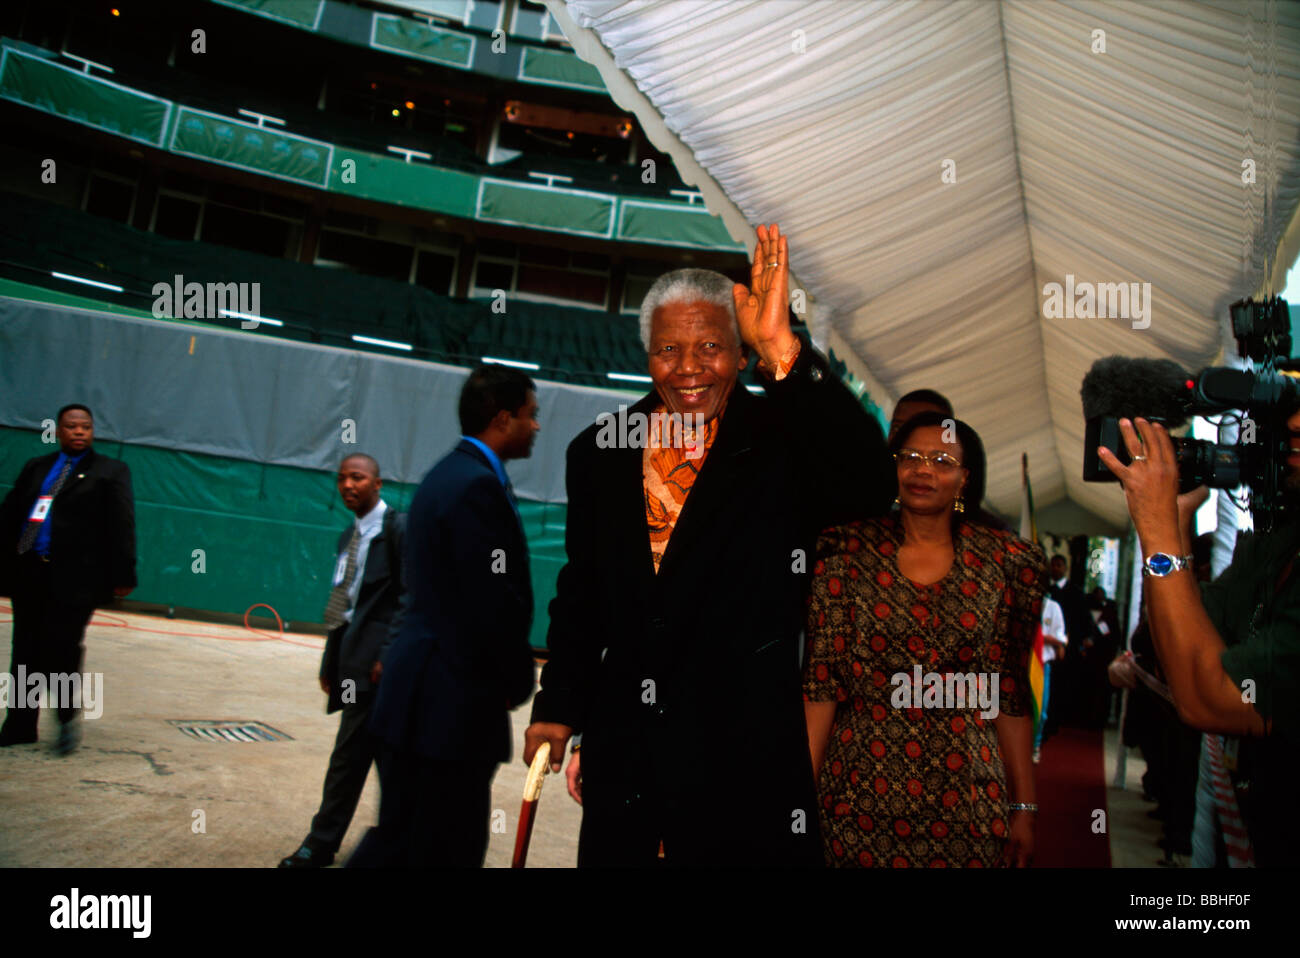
1144, 563, 1268, 735
1099, 418, 1268, 736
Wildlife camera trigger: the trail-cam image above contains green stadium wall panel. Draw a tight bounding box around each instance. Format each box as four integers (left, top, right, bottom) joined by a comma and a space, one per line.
221, 0, 785, 112
170, 106, 333, 188
211, 0, 326, 30
206, 0, 586, 95
617, 199, 746, 251
517, 46, 606, 93
511, 4, 550, 43
0, 48, 172, 147
329, 149, 478, 217
477, 179, 615, 238
370, 14, 475, 70
414, 0, 475, 26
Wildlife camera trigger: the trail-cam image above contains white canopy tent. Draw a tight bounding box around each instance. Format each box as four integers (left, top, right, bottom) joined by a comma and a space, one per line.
545, 0, 1300, 531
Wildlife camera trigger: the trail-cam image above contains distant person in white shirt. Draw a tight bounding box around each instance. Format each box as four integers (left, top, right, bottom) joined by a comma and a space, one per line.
1034, 594, 1068, 762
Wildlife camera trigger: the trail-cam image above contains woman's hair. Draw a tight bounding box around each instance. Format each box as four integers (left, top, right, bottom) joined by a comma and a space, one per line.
889, 410, 987, 524
895, 389, 954, 416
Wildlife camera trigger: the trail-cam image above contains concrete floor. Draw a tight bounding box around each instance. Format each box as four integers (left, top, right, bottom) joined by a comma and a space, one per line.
0, 608, 582, 867
1, 607, 1170, 869
1104, 724, 1187, 869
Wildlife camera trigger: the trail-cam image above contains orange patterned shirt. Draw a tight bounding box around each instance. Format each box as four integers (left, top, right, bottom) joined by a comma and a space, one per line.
643, 410, 720, 573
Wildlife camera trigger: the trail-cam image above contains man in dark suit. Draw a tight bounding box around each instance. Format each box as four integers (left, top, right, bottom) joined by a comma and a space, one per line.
0, 404, 136, 754
1082, 587, 1121, 728
525, 224, 894, 866
278, 453, 406, 868
349, 365, 539, 867
1046, 553, 1092, 730
887, 388, 954, 444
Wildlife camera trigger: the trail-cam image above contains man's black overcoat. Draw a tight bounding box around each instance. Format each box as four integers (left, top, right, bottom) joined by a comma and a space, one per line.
532, 340, 894, 865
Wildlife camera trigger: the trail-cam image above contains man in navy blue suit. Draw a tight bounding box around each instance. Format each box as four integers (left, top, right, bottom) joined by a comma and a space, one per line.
0, 404, 135, 755
349, 364, 539, 867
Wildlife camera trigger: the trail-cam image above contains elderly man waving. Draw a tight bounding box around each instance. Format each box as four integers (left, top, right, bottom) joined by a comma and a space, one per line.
525, 225, 894, 866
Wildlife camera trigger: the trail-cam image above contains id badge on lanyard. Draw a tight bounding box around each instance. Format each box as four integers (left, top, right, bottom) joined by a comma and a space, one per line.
28, 495, 53, 523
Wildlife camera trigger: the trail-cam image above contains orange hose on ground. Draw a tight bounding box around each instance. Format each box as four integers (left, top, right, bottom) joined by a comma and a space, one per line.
0, 602, 325, 649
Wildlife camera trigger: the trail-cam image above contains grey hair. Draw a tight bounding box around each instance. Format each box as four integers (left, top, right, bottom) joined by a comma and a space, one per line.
638, 268, 740, 352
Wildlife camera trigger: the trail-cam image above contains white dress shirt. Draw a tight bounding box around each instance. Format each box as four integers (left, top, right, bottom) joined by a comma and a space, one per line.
1040, 595, 1068, 663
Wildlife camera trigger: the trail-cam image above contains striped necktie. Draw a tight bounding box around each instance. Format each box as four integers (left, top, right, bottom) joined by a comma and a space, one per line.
16, 457, 75, 555
322, 526, 361, 629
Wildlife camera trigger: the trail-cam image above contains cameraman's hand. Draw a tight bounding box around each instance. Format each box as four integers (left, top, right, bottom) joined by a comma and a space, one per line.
1096, 418, 1182, 553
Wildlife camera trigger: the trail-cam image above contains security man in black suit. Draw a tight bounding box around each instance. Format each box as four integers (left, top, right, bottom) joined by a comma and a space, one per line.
349, 365, 538, 867
279, 453, 406, 868
0, 404, 136, 754
1047, 553, 1093, 730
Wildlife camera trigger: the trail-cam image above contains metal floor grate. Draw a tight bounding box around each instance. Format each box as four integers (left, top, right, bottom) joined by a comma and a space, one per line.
169, 720, 293, 743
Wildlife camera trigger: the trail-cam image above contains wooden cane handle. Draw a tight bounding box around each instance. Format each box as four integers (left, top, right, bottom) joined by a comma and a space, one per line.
523, 740, 551, 801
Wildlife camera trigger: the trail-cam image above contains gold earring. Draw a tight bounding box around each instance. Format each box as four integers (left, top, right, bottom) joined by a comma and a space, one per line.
893, 496, 901, 508
954, 496, 965, 513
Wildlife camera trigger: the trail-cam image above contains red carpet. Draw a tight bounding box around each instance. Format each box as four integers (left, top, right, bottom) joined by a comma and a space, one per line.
1033, 727, 1112, 867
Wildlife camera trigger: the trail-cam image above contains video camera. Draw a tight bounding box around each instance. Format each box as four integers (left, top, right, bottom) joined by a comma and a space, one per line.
1081, 296, 1300, 531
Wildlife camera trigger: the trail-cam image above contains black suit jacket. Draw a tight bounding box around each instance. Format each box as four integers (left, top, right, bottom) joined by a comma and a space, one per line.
367, 440, 534, 763
1050, 580, 1092, 655
0, 447, 136, 606
319, 506, 407, 713
532, 339, 893, 865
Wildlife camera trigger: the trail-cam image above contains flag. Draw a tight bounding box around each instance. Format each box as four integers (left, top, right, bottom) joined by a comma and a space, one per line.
1021, 453, 1046, 738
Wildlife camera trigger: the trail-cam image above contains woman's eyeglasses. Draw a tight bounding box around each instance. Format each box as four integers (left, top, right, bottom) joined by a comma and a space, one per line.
894, 449, 962, 472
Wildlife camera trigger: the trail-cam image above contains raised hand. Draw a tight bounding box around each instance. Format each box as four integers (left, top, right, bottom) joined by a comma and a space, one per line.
1096, 417, 1181, 551
731, 223, 796, 365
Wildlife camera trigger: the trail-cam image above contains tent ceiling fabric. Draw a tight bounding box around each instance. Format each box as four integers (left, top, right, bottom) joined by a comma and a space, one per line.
556, 0, 1300, 527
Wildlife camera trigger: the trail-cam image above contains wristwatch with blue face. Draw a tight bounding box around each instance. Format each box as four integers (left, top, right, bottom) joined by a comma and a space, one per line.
1142, 552, 1194, 577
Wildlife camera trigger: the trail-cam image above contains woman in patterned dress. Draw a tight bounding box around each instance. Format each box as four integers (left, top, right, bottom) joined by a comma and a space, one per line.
803, 411, 1046, 867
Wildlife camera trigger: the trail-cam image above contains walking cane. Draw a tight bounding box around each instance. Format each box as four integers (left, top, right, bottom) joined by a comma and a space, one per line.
511, 741, 551, 868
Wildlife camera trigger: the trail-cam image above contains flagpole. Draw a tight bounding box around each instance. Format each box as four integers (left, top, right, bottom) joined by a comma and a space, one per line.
1021, 452, 1046, 755
1021, 452, 1037, 543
